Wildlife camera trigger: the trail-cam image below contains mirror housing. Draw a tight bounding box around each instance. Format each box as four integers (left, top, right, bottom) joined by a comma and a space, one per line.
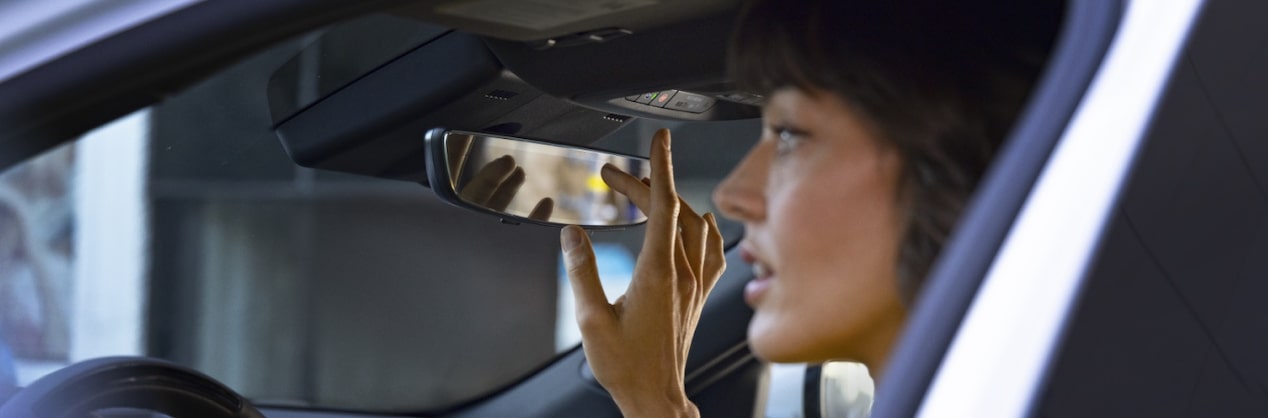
424, 128, 650, 229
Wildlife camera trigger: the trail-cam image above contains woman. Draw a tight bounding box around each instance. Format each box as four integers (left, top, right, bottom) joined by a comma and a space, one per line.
560, 0, 1062, 416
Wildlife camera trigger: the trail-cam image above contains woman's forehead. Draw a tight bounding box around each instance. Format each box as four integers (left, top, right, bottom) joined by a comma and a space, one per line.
763, 89, 854, 119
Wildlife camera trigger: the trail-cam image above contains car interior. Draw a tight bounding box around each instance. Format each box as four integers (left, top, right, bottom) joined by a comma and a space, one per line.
1, 0, 1266, 417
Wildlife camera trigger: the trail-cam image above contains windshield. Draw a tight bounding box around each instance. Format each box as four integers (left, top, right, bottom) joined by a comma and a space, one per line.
0, 13, 752, 413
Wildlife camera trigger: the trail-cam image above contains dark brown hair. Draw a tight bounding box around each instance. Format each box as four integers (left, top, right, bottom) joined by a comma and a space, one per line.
729, 0, 1063, 302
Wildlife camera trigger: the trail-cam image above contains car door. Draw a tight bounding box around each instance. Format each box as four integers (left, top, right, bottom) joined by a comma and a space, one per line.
1033, 1, 1268, 416
878, 1, 1266, 417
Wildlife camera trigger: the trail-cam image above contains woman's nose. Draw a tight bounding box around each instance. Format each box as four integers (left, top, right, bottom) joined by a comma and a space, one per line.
713, 142, 768, 222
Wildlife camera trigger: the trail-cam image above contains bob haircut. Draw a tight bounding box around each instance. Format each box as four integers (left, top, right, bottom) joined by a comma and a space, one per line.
729, 0, 1064, 302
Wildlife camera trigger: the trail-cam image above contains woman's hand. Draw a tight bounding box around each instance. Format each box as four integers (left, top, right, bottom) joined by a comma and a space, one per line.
456, 154, 554, 221
560, 129, 726, 417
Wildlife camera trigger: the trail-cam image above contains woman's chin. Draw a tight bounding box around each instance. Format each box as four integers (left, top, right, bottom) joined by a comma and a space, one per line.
747, 313, 810, 363
748, 338, 817, 364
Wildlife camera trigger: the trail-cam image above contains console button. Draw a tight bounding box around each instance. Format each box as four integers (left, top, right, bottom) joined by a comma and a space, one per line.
666, 92, 715, 113
635, 92, 658, 104
651, 90, 677, 108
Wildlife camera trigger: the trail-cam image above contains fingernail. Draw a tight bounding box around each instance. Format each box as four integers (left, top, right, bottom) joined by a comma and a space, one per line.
561, 225, 583, 252
601, 163, 617, 175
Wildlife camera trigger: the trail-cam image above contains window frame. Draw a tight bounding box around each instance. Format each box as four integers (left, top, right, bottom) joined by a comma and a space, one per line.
873, 1, 1208, 417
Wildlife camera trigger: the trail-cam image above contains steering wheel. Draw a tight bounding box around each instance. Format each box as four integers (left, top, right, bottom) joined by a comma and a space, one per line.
0, 356, 265, 418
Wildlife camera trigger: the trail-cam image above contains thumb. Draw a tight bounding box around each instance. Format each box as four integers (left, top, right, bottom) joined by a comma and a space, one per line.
562, 225, 612, 327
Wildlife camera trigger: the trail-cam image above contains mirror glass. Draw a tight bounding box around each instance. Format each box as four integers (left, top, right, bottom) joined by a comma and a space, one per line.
428, 130, 650, 227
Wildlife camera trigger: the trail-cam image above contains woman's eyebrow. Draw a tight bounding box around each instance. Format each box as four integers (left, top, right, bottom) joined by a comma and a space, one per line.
760, 103, 795, 125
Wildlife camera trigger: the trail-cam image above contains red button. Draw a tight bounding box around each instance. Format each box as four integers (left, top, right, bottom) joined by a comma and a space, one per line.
652, 90, 678, 108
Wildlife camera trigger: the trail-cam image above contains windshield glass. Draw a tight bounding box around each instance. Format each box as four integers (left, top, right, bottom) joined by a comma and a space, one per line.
0, 13, 752, 413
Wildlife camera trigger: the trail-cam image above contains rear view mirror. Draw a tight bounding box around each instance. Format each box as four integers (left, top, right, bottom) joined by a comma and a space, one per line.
425, 129, 650, 228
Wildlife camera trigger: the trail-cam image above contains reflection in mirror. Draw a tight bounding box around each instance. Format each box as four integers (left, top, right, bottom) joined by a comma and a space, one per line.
427, 130, 650, 228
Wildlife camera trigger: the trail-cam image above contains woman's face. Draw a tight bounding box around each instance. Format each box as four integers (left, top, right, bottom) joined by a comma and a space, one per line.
712, 88, 908, 369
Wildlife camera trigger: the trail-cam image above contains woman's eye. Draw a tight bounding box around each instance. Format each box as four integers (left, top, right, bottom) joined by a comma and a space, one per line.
774, 128, 803, 155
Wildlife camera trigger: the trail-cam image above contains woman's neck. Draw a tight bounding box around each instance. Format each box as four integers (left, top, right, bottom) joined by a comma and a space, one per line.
851, 307, 906, 380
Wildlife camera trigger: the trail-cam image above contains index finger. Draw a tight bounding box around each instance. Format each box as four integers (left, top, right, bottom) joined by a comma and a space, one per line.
639, 129, 679, 265
459, 155, 516, 203
602, 164, 702, 226
601, 163, 649, 210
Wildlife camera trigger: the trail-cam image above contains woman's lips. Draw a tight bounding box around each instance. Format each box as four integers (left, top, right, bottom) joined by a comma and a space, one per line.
744, 276, 771, 307
740, 246, 774, 307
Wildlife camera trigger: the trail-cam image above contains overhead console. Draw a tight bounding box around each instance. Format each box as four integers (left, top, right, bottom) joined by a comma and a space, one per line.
480, 9, 762, 121
268, 2, 758, 183
613, 88, 764, 119
268, 17, 635, 184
